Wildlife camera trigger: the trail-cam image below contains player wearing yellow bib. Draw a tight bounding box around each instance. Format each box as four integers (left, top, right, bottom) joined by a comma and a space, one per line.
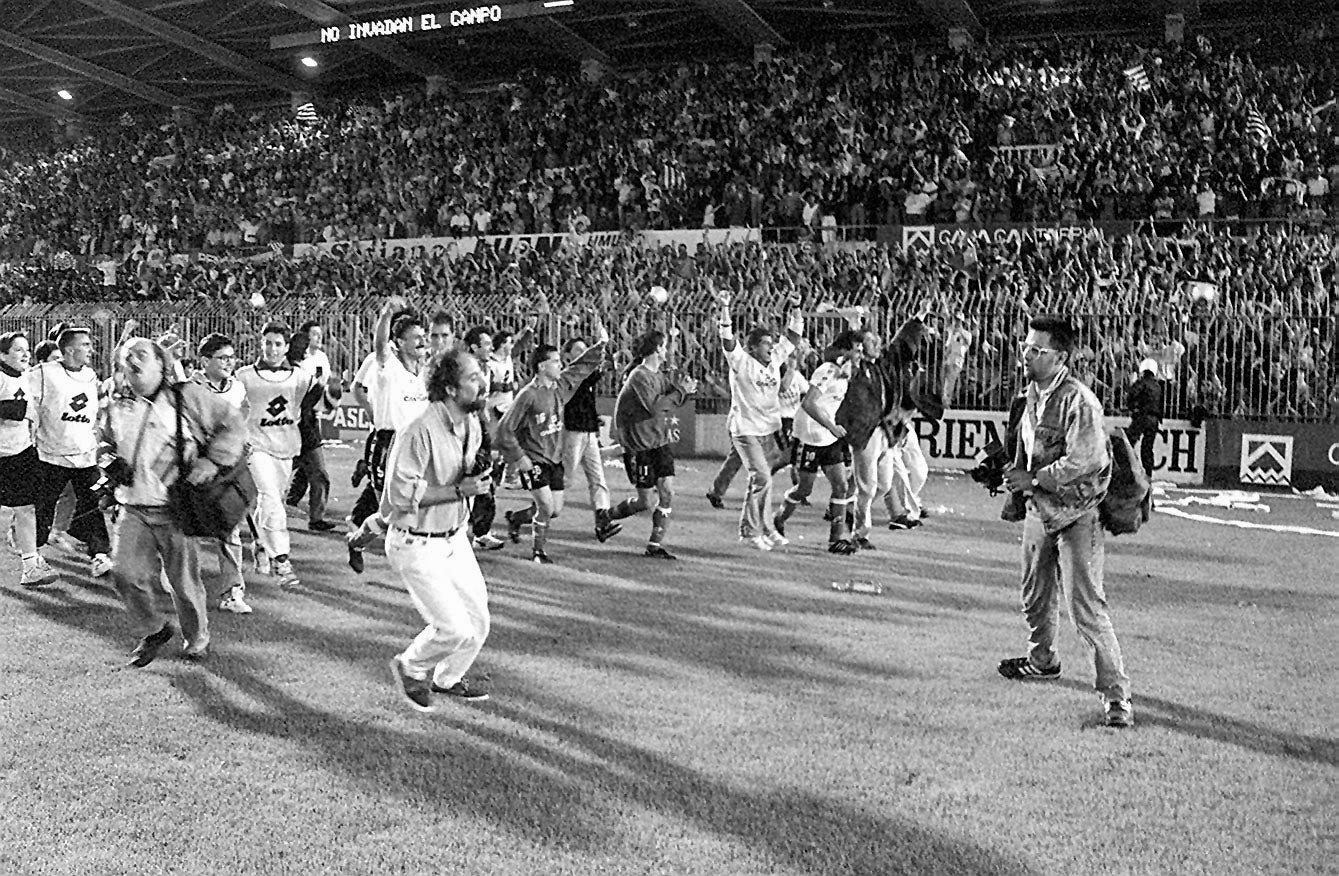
29, 327, 112, 578
0, 332, 51, 587
235, 323, 318, 589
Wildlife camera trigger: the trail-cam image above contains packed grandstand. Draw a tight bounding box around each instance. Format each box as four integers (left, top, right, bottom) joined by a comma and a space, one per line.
1, 21, 1336, 423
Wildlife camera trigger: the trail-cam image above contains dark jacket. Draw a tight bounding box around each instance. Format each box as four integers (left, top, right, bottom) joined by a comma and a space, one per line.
563, 358, 606, 433
836, 317, 938, 450
1127, 373, 1163, 423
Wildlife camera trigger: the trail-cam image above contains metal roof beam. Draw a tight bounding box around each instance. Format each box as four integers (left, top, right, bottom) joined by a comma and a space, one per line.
694, 0, 784, 47
71, 0, 308, 93
0, 85, 83, 121
0, 28, 192, 108
266, 0, 448, 81
913, 0, 983, 35
516, 16, 611, 64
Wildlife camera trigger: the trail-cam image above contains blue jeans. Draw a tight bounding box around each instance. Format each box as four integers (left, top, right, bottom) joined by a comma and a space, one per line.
1020, 509, 1131, 703
731, 433, 780, 538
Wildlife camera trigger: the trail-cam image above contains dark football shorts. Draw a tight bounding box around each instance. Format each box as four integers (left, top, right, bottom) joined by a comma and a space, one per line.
0, 445, 39, 507
622, 445, 675, 489
797, 441, 847, 474
518, 460, 565, 492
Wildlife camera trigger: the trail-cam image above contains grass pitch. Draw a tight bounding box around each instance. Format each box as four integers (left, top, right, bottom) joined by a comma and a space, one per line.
1, 447, 1335, 875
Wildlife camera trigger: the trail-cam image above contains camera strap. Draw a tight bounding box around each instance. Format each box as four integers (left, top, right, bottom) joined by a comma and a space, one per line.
123, 396, 159, 483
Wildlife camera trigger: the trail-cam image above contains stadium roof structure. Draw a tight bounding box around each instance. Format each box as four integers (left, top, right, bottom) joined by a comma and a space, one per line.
0, 0, 1333, 128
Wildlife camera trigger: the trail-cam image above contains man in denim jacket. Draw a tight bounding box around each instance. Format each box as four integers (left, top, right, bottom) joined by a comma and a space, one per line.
998, 316, 1134, 729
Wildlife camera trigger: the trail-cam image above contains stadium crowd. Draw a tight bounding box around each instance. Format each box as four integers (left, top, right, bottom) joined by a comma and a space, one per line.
0, 27, 1336, 422
1, 224, 1333, 421
2, 28, 1338, 261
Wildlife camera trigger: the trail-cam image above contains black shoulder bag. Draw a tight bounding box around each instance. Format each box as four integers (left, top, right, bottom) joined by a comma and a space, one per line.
169, 384, 258, 539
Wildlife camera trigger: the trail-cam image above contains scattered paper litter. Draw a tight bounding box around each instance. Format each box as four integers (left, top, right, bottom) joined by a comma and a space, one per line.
1161, 490, 1263, 509
1299, 485, 1339, 500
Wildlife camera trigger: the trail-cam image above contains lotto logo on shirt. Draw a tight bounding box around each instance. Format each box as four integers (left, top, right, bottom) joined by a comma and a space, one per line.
62, 392, 92, 423
260, 396, 294, 428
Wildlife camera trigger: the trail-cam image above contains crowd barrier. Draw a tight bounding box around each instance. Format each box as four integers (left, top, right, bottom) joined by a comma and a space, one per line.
0, 293, 1331, 430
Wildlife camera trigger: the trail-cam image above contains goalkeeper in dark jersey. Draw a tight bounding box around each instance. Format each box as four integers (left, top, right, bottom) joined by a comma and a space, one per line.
608, 330, 698, 560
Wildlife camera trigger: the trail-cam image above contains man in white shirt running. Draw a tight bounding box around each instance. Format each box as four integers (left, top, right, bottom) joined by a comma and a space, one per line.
235, 323, 318, 589
29, 327, 112, 578
774, 329, 862, 554
347, 299, 431, 572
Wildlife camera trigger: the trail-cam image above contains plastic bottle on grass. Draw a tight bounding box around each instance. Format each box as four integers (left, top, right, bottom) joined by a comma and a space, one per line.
830, 579, 884, 595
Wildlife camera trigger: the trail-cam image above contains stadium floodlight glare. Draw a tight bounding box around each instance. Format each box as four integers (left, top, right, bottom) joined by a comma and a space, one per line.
301, 56, 319, 68
57, 89, 73, 100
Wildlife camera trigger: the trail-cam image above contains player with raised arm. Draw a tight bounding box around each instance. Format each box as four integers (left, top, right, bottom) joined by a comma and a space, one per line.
608, 330, 697, 560
495, 324, 612, 564
717, 288, 805, 551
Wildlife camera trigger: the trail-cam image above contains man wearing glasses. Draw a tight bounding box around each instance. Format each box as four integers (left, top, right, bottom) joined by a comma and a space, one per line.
998, 317, 1133, 729
193, 334, 253, 613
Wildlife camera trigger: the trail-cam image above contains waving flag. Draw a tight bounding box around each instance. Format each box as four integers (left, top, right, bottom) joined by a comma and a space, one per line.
1123, 64, 1151, 92
1246, 109, 1272, 144
294, 102, 318, 124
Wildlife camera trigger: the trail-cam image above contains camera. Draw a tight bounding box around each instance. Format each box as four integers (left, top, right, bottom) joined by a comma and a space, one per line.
94, 458, 134, 509
968, 439, 1009, 495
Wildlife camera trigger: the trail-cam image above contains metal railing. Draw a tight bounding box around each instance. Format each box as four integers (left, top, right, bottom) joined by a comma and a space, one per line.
1, 299, 1330, 424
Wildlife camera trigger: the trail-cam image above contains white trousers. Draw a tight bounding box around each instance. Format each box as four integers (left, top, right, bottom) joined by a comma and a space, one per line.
885, 433, 928, 520
248, 450, 293, 559
852, 429, 895, 538
387, 527, 490, 688
561, 429, 610, 511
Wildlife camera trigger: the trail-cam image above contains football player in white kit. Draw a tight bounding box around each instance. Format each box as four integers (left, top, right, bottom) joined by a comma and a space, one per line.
29, 327, 113, 578
235, 323, 318, 589
717, 290, 805, 551
0, 332, 52, 586
773, 329, 862, 554
192, 333, 254, 613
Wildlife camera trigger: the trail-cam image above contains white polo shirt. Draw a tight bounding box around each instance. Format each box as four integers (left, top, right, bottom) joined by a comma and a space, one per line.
724, 336, 794, 438
374, 354, 429, 432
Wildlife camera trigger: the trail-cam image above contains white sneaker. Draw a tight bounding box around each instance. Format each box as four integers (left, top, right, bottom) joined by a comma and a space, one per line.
767, 532, 790, 547
20, 560, 51, 588
90, 553, 113, 578
33, 555, 54, 575
473, 533, 506, 551
218, 587, 253, 614
252, 546, 270, 576
742, 535, 773, 552
273, 559, 300, 588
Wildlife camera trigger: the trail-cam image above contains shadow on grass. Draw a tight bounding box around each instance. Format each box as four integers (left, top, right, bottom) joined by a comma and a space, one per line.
8, 581, 1037, 876
1052, 679, 1338, 767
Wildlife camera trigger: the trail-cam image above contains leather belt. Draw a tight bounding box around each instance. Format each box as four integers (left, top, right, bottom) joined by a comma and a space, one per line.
392, 525, 459, 539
